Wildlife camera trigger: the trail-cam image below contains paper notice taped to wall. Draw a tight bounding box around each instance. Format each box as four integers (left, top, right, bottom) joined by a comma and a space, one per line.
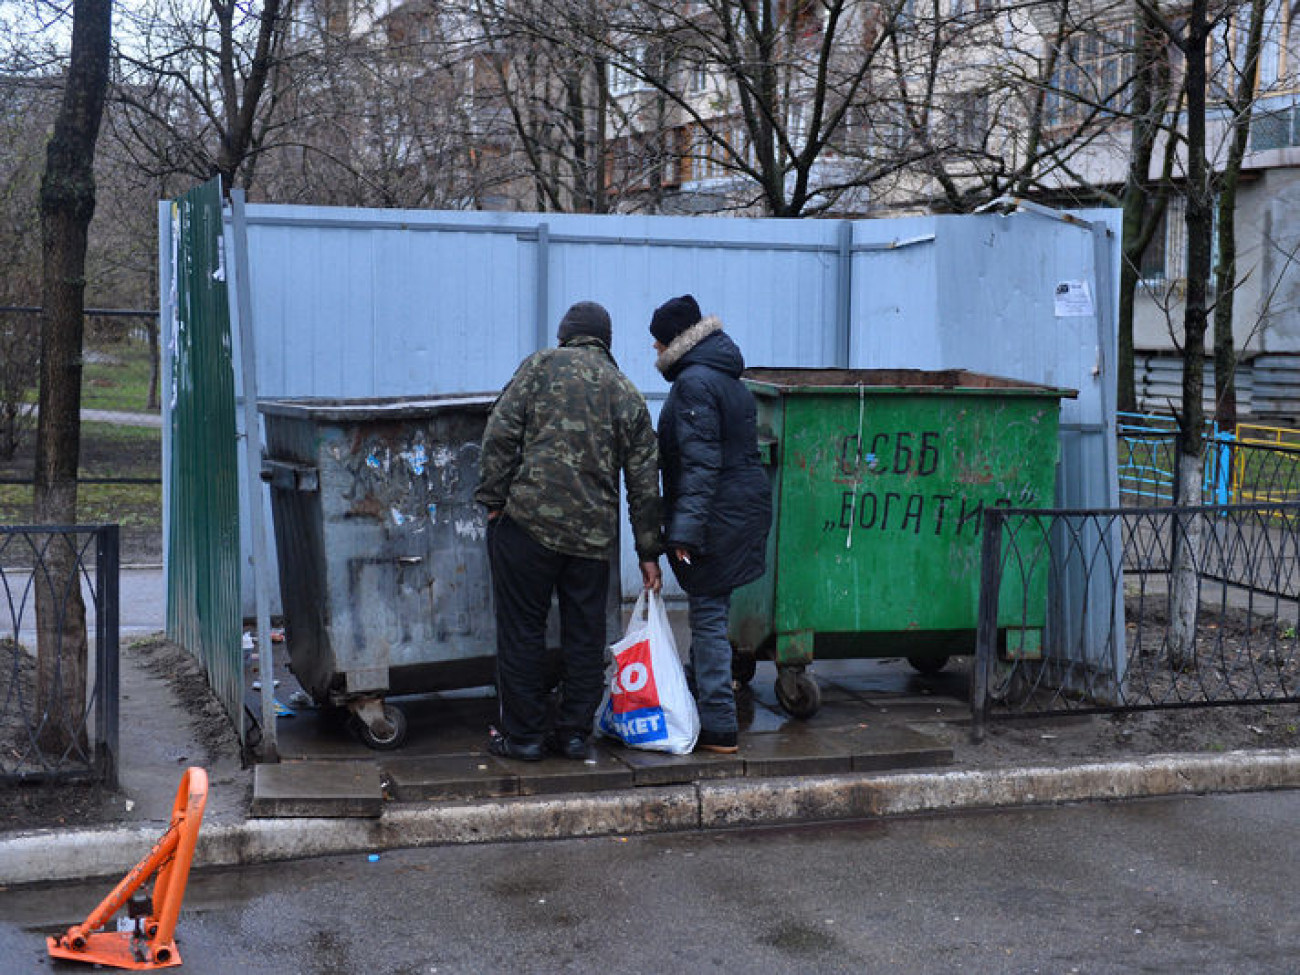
1054, 280, 1094, 317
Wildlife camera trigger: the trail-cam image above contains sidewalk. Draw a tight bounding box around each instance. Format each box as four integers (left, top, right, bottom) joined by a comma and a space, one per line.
3, 598, 1300, 887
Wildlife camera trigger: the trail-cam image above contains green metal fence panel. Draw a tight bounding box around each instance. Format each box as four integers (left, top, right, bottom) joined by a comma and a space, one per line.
165, 177, 243, 744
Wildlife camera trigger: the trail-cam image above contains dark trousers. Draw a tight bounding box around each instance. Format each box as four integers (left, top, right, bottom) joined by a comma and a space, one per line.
488, 515, 610, 746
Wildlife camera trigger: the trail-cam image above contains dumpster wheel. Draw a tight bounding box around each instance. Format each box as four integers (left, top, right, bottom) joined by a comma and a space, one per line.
907, 654, 950, 676
348, 699, 408, 750
774, 667, 821, 719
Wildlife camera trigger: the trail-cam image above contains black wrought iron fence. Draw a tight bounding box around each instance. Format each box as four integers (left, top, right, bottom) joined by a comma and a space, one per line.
972, 503, 1300, 734
0, 525, 119, 783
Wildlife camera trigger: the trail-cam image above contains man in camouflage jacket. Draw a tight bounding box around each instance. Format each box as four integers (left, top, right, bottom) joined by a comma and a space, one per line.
475, 300, 663, 761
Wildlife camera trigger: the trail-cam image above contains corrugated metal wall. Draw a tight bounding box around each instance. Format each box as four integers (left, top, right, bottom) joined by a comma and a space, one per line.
161, 178, 245, 744
161, 202, 1121, 615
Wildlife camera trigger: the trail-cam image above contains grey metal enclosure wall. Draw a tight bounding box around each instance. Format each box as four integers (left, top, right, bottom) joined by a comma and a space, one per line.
158, 203, 1121, 617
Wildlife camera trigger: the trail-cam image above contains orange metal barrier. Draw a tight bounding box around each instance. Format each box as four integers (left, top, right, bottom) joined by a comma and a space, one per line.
47, 766, 208, 970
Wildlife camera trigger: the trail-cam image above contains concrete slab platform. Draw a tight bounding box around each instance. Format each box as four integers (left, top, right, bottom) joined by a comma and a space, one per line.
511, 747, 635, 796
739, 732, 854, 777
251, 760, 384, 818
606, 742, 744, 786
381, 755, 518, 802
825, 723, 954, 772
247, 619, 971, 811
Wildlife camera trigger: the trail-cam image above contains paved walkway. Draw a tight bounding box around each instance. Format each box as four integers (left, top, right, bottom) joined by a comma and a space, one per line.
1, 566, 165, 645
82, 408, 162, 428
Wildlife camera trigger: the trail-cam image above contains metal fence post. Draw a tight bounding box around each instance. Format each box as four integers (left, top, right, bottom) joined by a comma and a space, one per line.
971, 507, 1004, 743
534, 221, 550, 352
835, 220, 853, 368
96, 524, 120, 787
230, 188, 278, 762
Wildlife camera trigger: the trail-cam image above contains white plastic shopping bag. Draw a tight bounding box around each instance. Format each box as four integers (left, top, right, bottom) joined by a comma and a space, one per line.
594, 590, 700, 754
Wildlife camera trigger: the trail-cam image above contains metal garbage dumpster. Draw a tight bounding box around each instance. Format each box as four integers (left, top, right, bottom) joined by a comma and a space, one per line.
729, 368, 1076, 718
259, 394, 498, 749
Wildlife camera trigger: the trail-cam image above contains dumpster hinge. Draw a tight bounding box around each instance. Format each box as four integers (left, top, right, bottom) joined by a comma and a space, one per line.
261, 459, 320, 492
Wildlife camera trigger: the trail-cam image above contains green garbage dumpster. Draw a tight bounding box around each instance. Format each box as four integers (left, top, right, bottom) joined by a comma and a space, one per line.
729, 368, 1076, 718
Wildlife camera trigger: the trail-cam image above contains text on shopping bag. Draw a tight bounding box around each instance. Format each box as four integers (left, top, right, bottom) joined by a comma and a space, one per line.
607, 639, 668, 745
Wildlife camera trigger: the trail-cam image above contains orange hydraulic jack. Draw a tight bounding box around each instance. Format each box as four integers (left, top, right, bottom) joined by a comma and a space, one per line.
47, 766, 209, 970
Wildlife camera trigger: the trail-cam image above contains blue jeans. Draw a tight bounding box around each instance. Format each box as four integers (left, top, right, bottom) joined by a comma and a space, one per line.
686, 593, 736, 735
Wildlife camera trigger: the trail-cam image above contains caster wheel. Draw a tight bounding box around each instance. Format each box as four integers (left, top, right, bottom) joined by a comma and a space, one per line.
349, 703, 408, 750
908, 654, 950, 676
774, 668, 821, 718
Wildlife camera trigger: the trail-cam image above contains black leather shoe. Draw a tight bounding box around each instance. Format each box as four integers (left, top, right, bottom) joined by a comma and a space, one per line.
696, 729, 739, 754
545, 732, 589, 761
487, 733, 543, 762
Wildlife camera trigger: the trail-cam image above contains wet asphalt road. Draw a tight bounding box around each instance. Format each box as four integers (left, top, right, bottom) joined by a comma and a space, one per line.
5, 790, 1299, 974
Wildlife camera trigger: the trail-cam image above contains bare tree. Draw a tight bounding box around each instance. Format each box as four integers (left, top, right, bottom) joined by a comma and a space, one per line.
0, 73, 58, 458
112, 0, 290, 195
459, 0, 911, 216
1121, 0, 1215, 668
34, 0, 112, 750
463, 0, 623, 212
1210, 0, 1267, 432
1117, 4, 1178, 413
606, 0, 906, 216
260, 1, 511, 208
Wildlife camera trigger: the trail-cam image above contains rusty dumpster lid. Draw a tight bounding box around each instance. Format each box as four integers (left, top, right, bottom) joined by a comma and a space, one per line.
742, 368, 1077, 399
258, 393, 498, 421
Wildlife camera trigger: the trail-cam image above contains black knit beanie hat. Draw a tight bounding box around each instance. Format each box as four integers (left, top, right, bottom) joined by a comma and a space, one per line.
650, 294, 702, 346
557, 301, 612, 346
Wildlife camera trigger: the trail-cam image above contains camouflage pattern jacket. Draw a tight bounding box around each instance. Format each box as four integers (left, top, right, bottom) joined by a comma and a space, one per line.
475, 335, 663, 561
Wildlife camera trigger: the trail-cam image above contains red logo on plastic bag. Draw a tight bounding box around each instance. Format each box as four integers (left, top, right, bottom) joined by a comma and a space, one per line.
610, 639, 661, 713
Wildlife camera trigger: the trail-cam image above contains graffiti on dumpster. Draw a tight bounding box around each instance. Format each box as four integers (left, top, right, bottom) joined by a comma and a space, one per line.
822, 491, 1014, 536
336, 432, 484, 534
820, 432, 1037, 537
836, 430, 941, 478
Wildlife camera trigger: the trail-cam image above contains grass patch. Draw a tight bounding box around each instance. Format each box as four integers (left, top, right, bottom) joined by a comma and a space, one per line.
82, 337, 158, 414
0, 422, 160, 528
0, 482, 160, 528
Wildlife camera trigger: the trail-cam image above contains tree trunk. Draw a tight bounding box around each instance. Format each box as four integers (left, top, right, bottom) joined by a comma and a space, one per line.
1212, 0, 1267, 434
1117, 6, 1172, 414
1168, 452, 1204, 667
147, 314, 161, 411
214, 0, 285, 193
1170, 0, 1211, 671
147, 248, 161, 411
34, 0, 112, 753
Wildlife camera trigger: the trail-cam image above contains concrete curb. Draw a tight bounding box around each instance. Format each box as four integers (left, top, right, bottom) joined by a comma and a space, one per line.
4, 748, 1300, 887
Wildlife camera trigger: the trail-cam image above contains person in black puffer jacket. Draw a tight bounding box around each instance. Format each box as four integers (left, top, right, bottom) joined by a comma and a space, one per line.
651, 294, 772, 754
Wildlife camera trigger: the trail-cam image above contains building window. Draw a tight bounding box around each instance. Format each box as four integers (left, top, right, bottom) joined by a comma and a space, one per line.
685, 120, 749, 181
1249, 100, 1300, 151
1138, 195, 1221, 290
690, 59, 709, 92
1045, 24, 1136, 129
609, 45, 646, 95
1139, 203, 1170, 282
949, 91, 988, 149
